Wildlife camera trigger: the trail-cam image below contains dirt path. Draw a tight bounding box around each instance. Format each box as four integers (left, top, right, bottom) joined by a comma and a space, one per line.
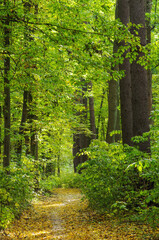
0, 188, 158, 240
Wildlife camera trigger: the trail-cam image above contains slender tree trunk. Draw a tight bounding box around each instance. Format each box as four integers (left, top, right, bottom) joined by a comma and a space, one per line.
106, 2, 121, 143
73, 81, 89, 172
27, 91, 38, 160
22, 1, 38, 160
80, 82, 89, 164
118, 0, 133, 146
146, 0, 152, 116
30, 4, 38, 160
73, 133, 81, 173
3, 0, 11, 168
88, 81, 96, 139
0, 105, 2, 161
97, 88, 106, 139
57, 154, 60, 177
106, 40, 119, 143
129, 0, 150, 152
115, 82, 121, 142
16, 90, 28, 159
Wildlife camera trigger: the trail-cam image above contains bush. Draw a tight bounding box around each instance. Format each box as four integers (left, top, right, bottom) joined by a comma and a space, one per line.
78, 140, 159, 226
39, 172, 81, 193
0, 159, 34, 229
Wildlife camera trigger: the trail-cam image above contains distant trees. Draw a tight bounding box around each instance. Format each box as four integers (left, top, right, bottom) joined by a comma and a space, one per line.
73, 80, 96, 172
0, 0, 156, 172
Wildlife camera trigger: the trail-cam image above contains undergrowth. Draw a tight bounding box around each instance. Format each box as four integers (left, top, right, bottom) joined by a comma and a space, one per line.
78, 139, 159, 228
39, 172, 81, 193
0, 157, 34, 229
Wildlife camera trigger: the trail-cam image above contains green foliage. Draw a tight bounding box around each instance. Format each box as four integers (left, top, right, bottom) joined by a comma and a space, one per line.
40, 173, 81, 192
0, 160, 34, 229
78, 139, 159, 226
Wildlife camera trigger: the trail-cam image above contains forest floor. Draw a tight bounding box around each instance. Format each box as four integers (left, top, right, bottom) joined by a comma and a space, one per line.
0, 188, 159, 240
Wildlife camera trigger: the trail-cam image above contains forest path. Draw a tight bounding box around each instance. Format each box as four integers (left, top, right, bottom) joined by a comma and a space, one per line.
1, 188, 158, 240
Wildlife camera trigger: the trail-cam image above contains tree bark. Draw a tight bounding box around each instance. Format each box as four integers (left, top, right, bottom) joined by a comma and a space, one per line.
129, 0, 150, 152
73, 133, 81, 173
73, 81, 89, 172
97, 88, 106, 139
146, 0, 152, 116
79, 82, 89, 165
118, 0, 133, 146
0, 106, 2, 161
22, 1, 38, 160
106, 2, 121, 144
115, 82, 121, 142
3, 0, 11, 168
16, 90, 29, 159
106, 40, 119, 143
88, 81, 96, 139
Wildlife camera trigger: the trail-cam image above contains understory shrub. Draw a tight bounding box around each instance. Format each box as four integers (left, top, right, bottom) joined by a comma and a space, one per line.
78, 139, 159, 226
40, 172, 81, 193
0, 158, 34, 229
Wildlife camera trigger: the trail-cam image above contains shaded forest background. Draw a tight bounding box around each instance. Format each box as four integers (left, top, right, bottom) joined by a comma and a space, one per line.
0, 0, 159, 229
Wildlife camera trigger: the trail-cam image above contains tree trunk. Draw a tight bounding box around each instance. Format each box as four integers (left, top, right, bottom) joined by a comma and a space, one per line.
16, 90, 29, 159
115, 83, 121, 142
73, 81, 89, 172
22, 1, 38, 160
88, 81, 96, 139
79, 82, 89, 165
57, 154, 60, 177
106, 2, 121, 144
118, 0, 133, 146
129, 0, 150, 152
0, 105, 2, 161
146, 0, 152, 116
97, 88, 106, 139
27, 91, 38, 160
73, 133, 81, 173
106, 40, 119, 143
3, 0, 11, 168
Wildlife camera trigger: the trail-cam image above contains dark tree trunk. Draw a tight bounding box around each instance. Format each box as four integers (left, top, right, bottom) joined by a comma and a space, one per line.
16, 90, 29, 159
97, 88, 106, 139
88, 81, 96, 139
106, 2, 121, 144
129, 0, 150, 152
146, 0, 152, 116
22, 1, 38, 160
115, 82, 121, 142
79, 82, 89, 165
57, 154, 60, 177
3, 0, 11, 168
118, 0, 133, 146
73, 133, 81, 173
106, 40, 119, 143
27, 91, 38, 160
73, 81, 90, 172
0, 106, 2, 161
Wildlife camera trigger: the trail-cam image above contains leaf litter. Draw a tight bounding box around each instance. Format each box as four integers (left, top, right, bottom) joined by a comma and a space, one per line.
0, 188, 158, 239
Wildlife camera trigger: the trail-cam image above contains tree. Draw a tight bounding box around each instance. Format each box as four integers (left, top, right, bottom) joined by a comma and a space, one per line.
3, 0, 11, 168
88, 81, 96, 140
129, 0, 151, 152
118, 0, 133, 146
146, 0, 152, 116
73, 81, 89, 173
106, 2, 121, 144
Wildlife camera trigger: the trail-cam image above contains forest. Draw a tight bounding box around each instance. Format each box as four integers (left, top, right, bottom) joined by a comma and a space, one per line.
0, 0, 159, 238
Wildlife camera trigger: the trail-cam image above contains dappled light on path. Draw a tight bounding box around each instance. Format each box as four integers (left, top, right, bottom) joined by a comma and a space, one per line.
0, 188, 158, 239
